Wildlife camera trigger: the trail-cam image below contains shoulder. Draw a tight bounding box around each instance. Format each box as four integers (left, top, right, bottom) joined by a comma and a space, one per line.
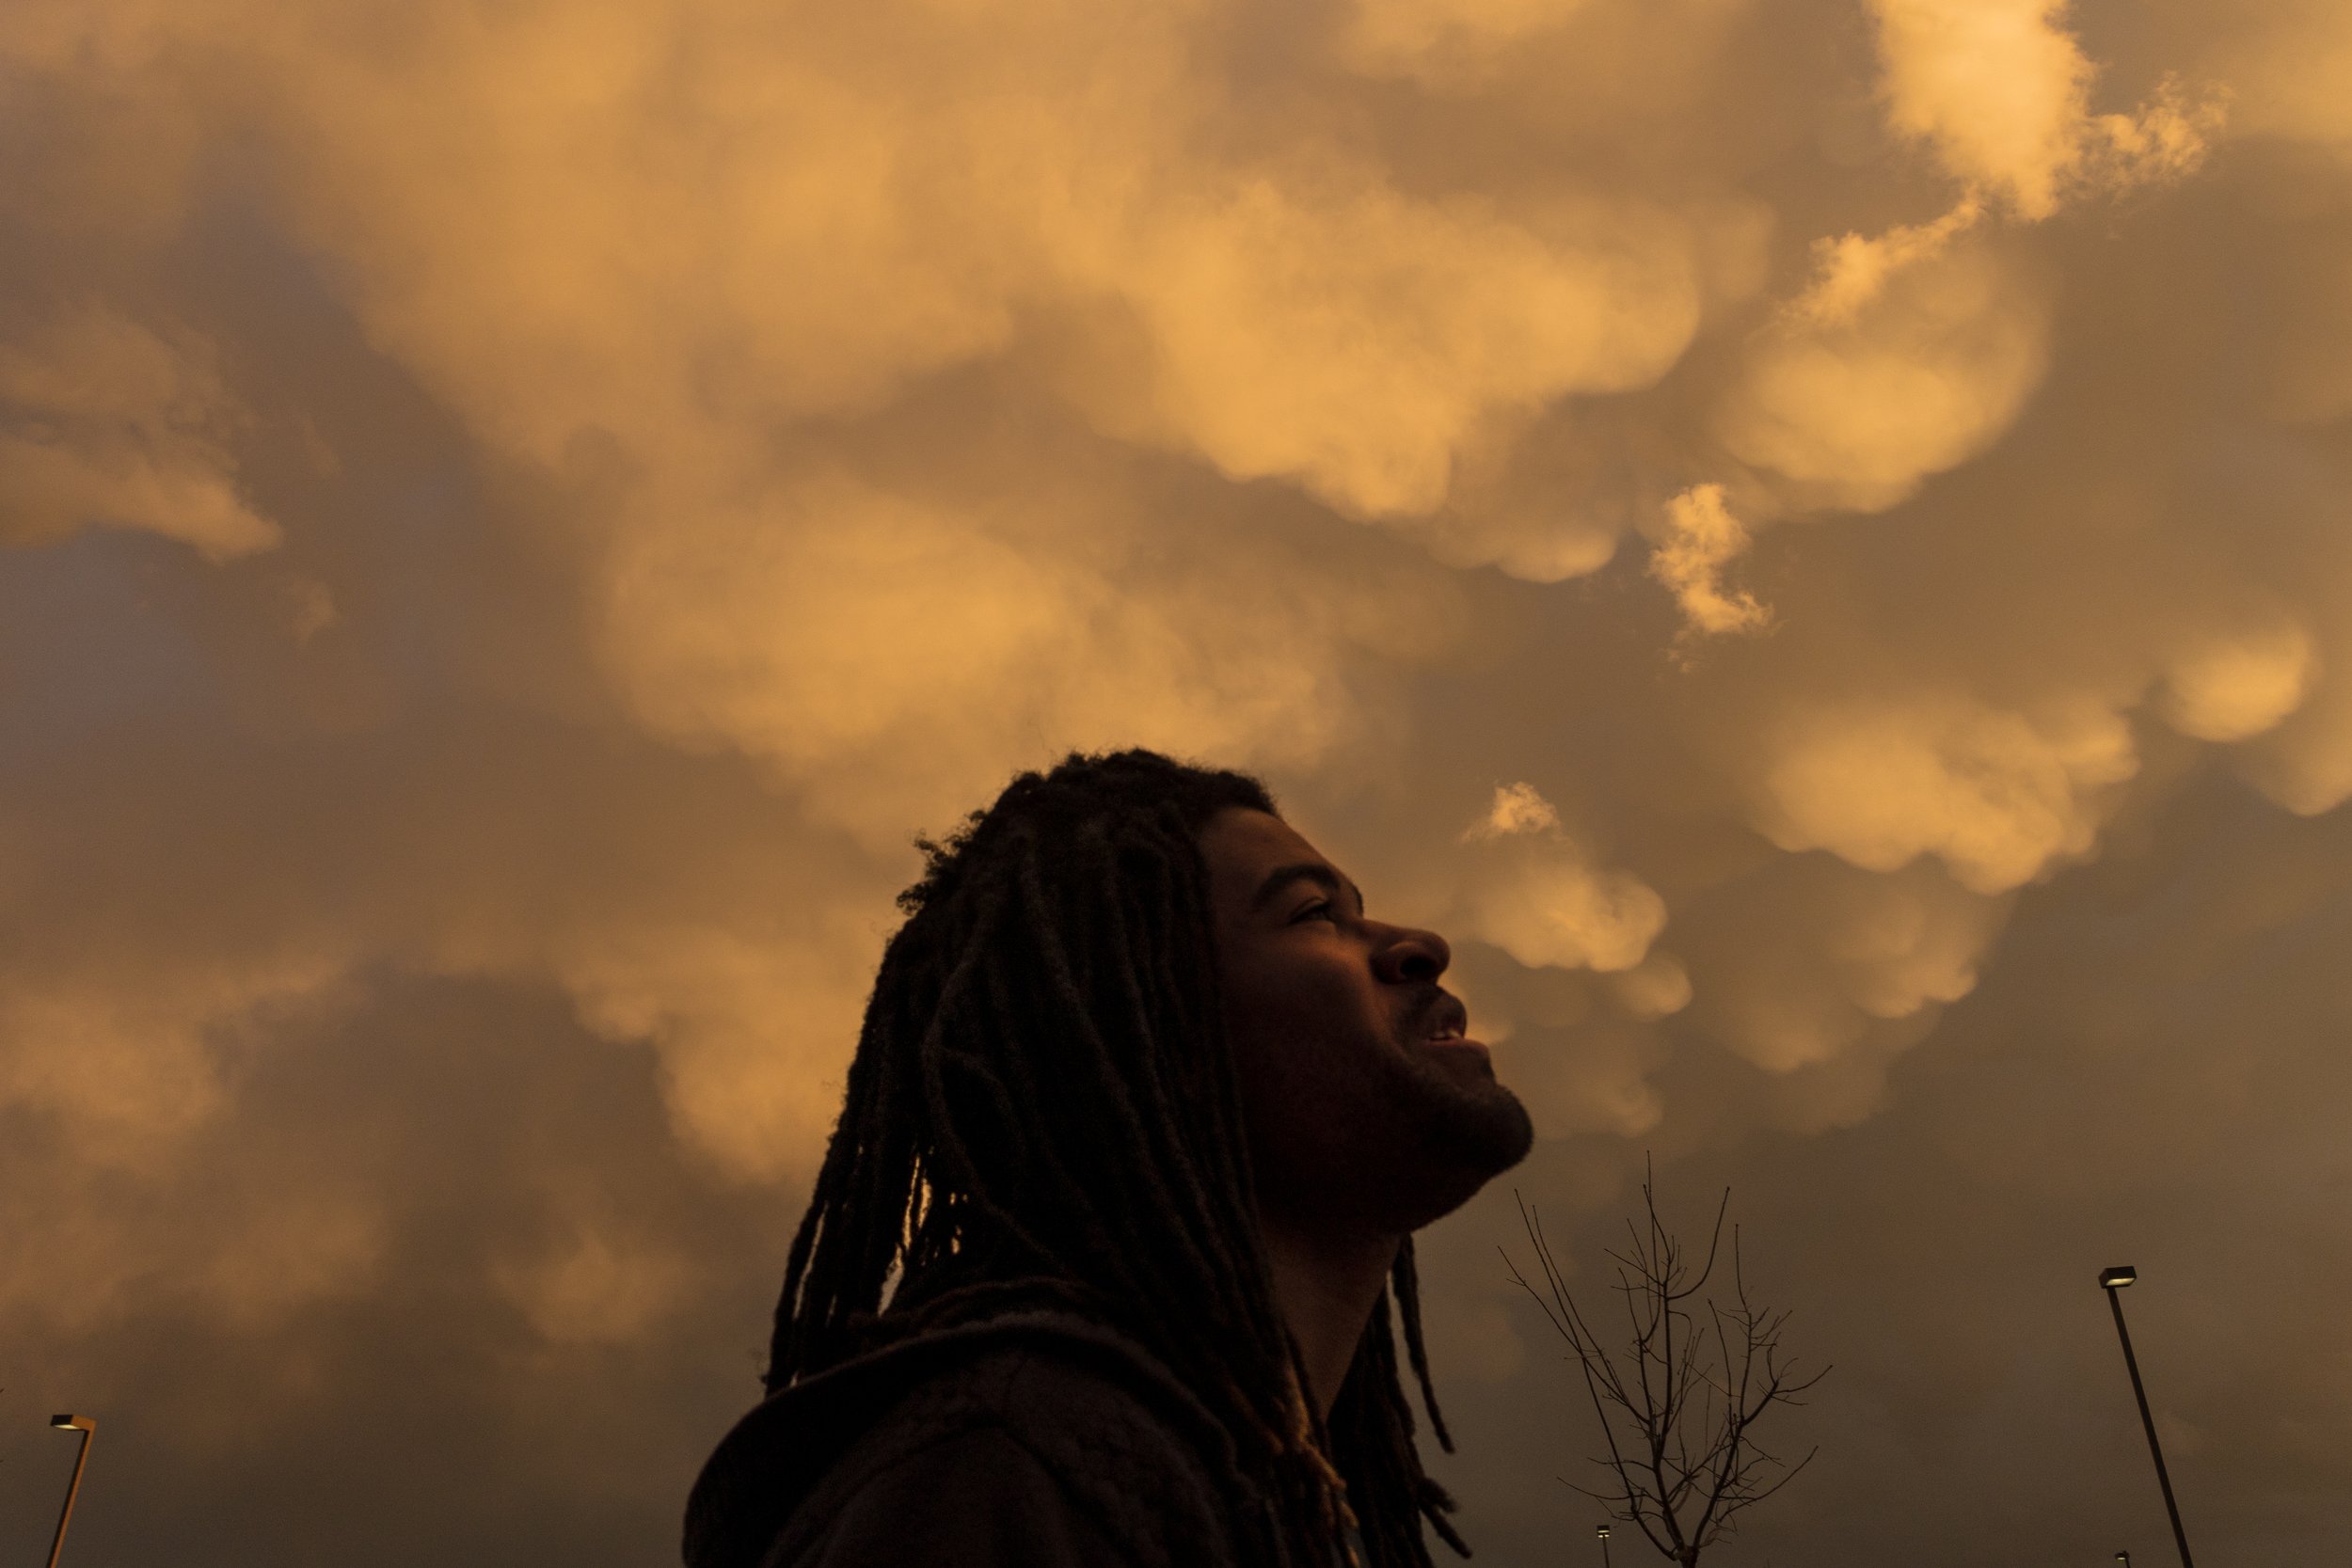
769, 1418, 1121, 1568
687, 1316, 1289, 1568
775, 1343, 1236, 1568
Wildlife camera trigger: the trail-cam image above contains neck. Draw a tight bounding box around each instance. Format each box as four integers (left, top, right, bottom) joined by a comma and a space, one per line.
1257, 1211, 1401, 1421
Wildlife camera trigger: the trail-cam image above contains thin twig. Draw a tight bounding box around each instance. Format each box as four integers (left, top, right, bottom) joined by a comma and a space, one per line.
1503, 1167, 1826, 1566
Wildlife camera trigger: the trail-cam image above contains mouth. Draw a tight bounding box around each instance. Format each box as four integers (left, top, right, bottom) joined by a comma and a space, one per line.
1418, 993, 1484, 1053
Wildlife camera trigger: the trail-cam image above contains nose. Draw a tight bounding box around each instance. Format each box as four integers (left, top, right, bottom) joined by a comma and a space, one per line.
1372, 922, 1451, 986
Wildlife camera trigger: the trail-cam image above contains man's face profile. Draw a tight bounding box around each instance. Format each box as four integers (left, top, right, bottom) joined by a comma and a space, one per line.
1200, 806, 1534, 1240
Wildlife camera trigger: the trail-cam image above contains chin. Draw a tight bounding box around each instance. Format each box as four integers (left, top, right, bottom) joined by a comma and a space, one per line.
1454, 1090, 1535, 1181
1396, 1083, 1534, 1227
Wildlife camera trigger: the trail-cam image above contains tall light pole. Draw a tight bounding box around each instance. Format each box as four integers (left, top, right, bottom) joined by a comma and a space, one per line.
45, 1414, 96, 1568
2099, 1267, 2194, 1568
1596, 1524, 1612, 1568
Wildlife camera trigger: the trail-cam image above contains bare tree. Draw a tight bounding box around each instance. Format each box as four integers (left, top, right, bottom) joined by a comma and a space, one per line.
1503, 1163, 1826, 1566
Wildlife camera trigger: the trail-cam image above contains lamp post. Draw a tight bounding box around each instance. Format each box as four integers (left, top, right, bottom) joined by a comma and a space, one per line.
2099, 1267, 2194, 1568
45, 1414, 95, 1568
1596, 1524, 1612, 1568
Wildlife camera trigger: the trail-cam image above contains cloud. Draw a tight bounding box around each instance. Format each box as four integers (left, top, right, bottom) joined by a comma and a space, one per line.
1101, 178, 1709, 517
1468, 780, 1564, 838
1454, 783, 1667, 972
1864, 0, 2218, 218
1787, 197, 1984, 328
595, 467, 1453, 847
1337, 0, 1594, 81
0, 306, 278, 558
1649, 482, 1771, 637
1756, 695, 2138, 894
2206, 0, 2352, 152
2161, 619, 2318, 743
5, 0, 2352, 1561
1867, 0, 2098, 219
492, 1224, 698, 1347
1720, 237, 2051, 511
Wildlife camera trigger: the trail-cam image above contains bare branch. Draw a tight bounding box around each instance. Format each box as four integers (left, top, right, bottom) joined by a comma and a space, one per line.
1503, 1163, 1827, 1566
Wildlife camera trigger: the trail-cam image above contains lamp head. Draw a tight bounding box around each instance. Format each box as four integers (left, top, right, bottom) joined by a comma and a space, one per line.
1597, 1527, 1612, 1540
49, 1414, 93, 1433
2099, 1266, 2137, 1289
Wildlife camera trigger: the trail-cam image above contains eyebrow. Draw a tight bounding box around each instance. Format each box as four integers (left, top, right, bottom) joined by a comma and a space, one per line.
1249, 862, 1364, 915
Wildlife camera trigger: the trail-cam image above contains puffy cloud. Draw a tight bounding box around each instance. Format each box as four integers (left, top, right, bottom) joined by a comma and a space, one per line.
1649, 482, 1771, 637
2161, 619, 2318, 743
1470, 779, 1564, 838
1720, 238, 2051, 511
1100, 180, 1709, 518
1864, 0, 2218, 217
1606, 950, 1693, 1020
1756, 696, 2138, 893
1454, 783, 1667, 972
1867, 0, 2098, 218
553, 923, 878, 1185
596, 468, 1452, 846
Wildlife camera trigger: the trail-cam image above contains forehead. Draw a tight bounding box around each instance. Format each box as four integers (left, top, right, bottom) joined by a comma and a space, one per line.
1198, 807, 1335, 905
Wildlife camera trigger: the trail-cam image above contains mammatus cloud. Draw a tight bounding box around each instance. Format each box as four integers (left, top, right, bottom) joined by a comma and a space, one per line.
1456, 782, 1667, 972
1431, 784, 1677, 1143
1715, 0, 2221, 512
7, 0, 2352, 1562
1756, 696, 2138, 895
2159, 619, 2319, 744
1720, 234, 2055, 510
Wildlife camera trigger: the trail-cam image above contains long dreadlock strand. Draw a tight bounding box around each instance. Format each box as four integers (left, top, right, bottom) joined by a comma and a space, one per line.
1331, 1282, 1470, 1568
1035, 831, 1263, 1354
1284, 1353, 1363, 1568
1391, 1237, 1454, 1453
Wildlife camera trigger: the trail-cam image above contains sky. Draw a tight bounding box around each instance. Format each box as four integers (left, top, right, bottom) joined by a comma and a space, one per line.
2, 0, 2350, 1561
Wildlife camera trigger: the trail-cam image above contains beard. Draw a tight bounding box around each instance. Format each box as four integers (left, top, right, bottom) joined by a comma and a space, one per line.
1324, 1040, 1536, 1236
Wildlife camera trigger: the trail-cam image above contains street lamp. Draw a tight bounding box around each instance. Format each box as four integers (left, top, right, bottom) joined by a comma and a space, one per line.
2117, 1554, 2132, 1566
2099, 1267, 2195, 1568
1596, 1524, 1612, 1568
45, 1414, 96, 1568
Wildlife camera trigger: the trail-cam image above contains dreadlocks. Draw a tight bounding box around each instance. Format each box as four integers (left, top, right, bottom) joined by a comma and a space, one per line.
764, 749, 1469, 1568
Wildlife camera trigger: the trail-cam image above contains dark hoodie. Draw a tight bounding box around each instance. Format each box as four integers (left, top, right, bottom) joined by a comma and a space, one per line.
683, 1309, 1312, 1568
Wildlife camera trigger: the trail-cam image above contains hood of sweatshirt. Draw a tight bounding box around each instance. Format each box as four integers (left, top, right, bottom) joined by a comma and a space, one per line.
681, 1306, 1263, 1568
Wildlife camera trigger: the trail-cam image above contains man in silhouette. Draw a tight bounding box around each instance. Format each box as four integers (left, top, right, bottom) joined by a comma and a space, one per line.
686, 750, 1534, 1568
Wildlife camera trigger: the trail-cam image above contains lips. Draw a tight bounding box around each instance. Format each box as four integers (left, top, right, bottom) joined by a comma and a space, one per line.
1419, 992, 1472, 1046
1407, 991, 1493, 1074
